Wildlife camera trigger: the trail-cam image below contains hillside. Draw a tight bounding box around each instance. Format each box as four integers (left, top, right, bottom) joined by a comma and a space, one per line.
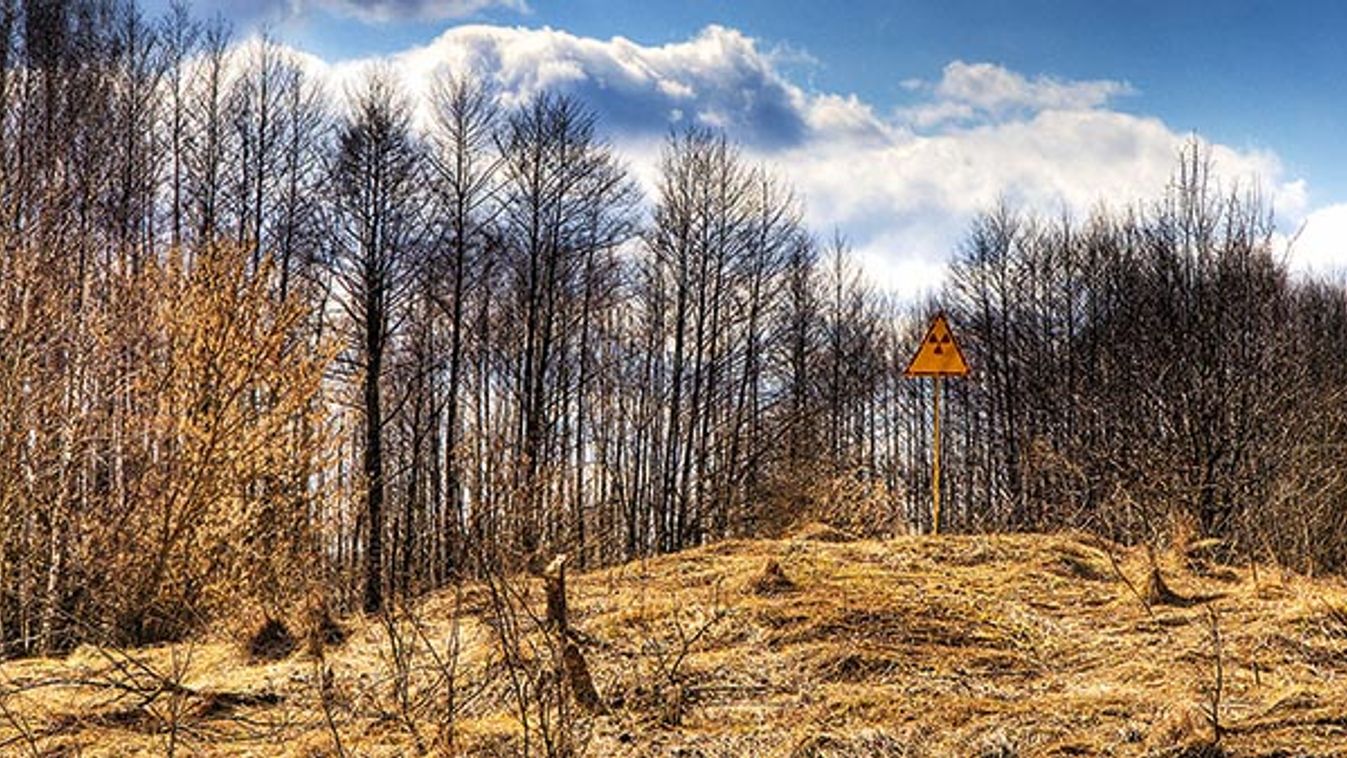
3, 529, 1346, 757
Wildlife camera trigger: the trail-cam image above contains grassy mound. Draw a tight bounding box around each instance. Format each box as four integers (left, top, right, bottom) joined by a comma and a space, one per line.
3, 531, 1347, 756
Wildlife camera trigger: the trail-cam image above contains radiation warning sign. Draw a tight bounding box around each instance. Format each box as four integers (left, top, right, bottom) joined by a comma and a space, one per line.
904, 314, 970, 378
905, 313, 969, 536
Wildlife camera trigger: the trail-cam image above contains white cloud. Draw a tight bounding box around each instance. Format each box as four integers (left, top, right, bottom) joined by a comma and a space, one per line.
280, 24, 1342, 297
209, 0, 526, 25
1286, 204, 1347, 274
948, 61, 1130, 111
853, 231, 957, 303
774, 110, 1289, 258
315, 25, 811, 146
318, 0, 527, 23
1273, 178, 1309, 222
900, 61, 1133, 128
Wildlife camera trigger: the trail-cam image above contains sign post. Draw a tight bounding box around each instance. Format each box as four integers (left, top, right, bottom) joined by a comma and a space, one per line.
932, 374, 941, 535
904, 314, 969, 535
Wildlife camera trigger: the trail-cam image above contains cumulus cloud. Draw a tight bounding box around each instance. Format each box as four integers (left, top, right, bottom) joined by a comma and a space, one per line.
1286, 204, 1347, 274
318, 0, 527, 23
948, 61, 1126, 114
289, 24, 1338, 297
317, 25, 813, 147
779, 108, 1282, 237
903, 61, 1134, 126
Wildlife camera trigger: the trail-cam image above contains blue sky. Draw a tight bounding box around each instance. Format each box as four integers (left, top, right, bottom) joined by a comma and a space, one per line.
148, 0, 1347, 294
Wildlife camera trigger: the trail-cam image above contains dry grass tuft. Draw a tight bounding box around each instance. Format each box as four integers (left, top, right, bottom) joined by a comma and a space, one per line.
808, 647, 903, 683
1047, 544, 1113, 582
788, 727, 914, 757
1318, 599, 1347, 638
748, 559, 798, 595
1147, 702, 1218, 754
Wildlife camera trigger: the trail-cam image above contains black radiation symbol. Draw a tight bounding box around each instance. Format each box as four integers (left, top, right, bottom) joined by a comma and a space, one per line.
928, 332, 951, 355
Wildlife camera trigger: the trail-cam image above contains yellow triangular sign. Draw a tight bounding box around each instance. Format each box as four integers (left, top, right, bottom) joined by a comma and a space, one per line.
905, 314, 970, 378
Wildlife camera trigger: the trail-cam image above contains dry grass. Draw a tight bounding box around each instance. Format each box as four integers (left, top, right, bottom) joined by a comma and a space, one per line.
3, 527, 1347, 756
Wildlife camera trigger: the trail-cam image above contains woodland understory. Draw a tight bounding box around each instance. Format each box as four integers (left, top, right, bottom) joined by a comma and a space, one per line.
1, 0, 1346, 659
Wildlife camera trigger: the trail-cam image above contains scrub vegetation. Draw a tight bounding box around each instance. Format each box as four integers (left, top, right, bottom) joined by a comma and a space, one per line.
2, 2, 1346, 755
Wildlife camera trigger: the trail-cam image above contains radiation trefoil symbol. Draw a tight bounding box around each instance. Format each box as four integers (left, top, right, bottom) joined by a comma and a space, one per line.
904, 314, 970, 378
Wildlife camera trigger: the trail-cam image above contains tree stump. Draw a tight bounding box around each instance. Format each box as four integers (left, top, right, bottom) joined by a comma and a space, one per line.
543, 554, 605, 713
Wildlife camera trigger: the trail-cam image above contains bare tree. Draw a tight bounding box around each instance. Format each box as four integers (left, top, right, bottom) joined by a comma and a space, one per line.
328, 70, 428, 614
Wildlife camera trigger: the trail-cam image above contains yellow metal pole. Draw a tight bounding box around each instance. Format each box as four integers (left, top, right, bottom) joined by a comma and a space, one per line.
932, 376, 941, 536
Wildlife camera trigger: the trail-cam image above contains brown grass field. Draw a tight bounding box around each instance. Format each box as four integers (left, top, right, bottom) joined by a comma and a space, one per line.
3, 528, 1347, 756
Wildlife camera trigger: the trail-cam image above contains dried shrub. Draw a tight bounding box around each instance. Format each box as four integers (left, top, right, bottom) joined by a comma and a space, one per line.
305, 602, 348, 657
248, 618, 297, 662
791, 522, 858, 543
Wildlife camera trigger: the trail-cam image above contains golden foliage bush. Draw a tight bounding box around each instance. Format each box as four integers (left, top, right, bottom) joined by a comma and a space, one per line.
2, 244, 333, 651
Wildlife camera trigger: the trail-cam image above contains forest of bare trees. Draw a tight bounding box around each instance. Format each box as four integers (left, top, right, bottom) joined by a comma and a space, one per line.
1, 0, 1345, 658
